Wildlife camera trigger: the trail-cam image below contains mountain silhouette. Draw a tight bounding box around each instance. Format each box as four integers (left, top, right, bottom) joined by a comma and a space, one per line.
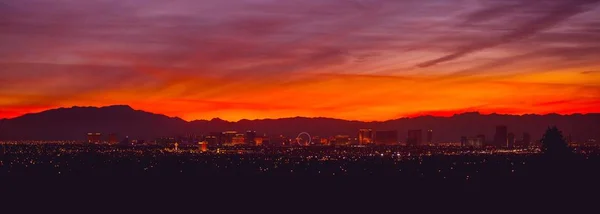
0, 105, 190, 140
1, 105, 599, 143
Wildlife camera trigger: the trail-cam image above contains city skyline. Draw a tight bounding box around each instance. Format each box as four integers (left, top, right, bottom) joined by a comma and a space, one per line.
1, 105, 598, 142
2, 0, 600, 121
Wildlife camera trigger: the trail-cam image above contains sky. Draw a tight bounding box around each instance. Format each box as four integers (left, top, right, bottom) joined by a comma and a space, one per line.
1, 0, 599, 121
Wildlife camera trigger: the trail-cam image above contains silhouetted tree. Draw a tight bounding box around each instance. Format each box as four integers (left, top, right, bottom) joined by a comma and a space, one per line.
540, 126, 571, 157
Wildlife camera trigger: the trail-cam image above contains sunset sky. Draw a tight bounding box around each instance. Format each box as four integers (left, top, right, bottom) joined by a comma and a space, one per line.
1, 0, 599, 121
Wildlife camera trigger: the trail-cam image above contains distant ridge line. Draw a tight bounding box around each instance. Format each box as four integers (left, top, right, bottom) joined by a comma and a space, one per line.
5, 105, 599, 123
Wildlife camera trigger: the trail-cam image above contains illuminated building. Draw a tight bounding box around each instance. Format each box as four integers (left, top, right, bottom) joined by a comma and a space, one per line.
245, 131, 257, 145
87, 133, 101, 144
407, 130, 422, 146
198, 141, 208, 152
223, 131, 237, 145
206, 132, 223, 146
522, 133, 531, 147
254, 136, 266, 146
374, 130, 398, 145
204, 135, 218, 146
358, 129, 373, 145
232, 134, 245, 145
335, 135, 350, 146
426, 130, 433, 145
108, 133, 118, 145
311, 136, 321, 146
180, 134, 201, 145
507, 133, 515, 148
320, 138, 329, 145
494, 126, 508, 147
461, 136, 484, 148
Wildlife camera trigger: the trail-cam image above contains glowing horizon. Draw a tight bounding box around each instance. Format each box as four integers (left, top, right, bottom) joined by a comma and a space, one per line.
1, 0, 599, 121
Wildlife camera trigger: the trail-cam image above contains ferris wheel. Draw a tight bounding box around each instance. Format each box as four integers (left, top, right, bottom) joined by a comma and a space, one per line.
295, 132, 312, 146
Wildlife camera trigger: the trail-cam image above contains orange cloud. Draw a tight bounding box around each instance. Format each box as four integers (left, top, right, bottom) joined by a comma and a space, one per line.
1, 0, 600, 121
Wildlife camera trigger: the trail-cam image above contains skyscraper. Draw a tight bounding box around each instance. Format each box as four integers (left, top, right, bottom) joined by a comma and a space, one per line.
507, 132, 515, 148
204, 135, 217, 146
245, 131, 257, 145
460, 136, 468, 147
198, 142, 208, 152
335, 135, 350, 146
254, 135, 268, 146
407, 130, 422, 146
461, 136, 484, 148
222, 131, 237, 145
358, 129, 373, 145
87, 133, 101, 144
426, 130, 433, 145
320, 138, 330, 145
477, 134, 486, 146
207, 132, 223, 146
108, 133, 118, 145
522, 133, 531, 147
233, 134, 245, 145
494, 126, 508, 148
374, 130, 398, 145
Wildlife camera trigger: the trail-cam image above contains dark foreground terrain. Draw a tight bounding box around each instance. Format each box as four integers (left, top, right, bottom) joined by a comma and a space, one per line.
1, 144, 598, 209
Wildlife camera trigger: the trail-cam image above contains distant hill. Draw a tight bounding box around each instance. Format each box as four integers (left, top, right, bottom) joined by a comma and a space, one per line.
0, 105, 190, 140
1, 105, 599, 142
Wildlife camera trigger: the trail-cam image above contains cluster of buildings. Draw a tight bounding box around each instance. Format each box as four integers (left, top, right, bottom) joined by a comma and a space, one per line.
86, 133, 121, 144
85, 125, 540, 148
459, 126, 532, 148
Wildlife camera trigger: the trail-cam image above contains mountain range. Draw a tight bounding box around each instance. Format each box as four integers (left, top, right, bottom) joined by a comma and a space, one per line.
1, 105, 598, 142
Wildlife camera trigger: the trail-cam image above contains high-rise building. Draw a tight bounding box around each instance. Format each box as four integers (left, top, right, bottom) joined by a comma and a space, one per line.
233, 134, 245, 145
507, 132, 515, 148
477, 134, 486, 146
245, 131, 257, 145
222, 131, 237, 145
407, 130, 422, 146
374, 130, 398, 145
334, 135, 350, 146
311, 136, 321, 146
494, 126, 508, 147
254, 135, 268, 146
108, 133, 118, 145
87, 133, 101, 144
426, 130, 433, 145
206, 132, 224, 146
198, 142, 208, 152
358, 129, 373, 145
460, 136, 468, 147
204, 135, 217, 146
522, 133, 531, 147
461, 135, 484, 148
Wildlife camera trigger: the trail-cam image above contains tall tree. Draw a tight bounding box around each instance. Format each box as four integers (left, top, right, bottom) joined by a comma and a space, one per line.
540, 126, 571, 157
